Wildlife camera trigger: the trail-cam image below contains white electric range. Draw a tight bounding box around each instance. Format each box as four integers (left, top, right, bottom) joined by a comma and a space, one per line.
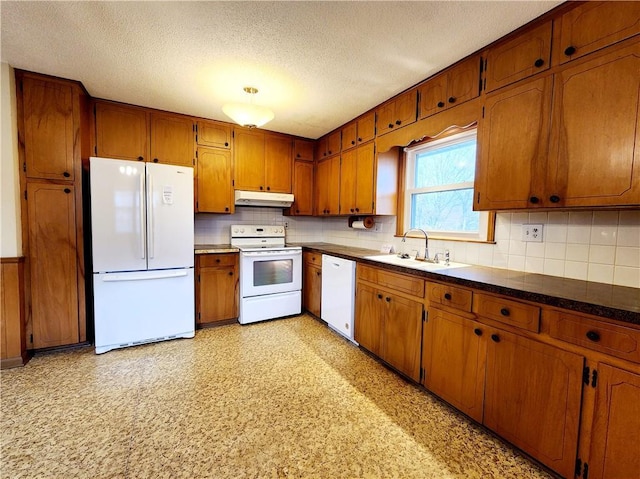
231, 225, 302, 324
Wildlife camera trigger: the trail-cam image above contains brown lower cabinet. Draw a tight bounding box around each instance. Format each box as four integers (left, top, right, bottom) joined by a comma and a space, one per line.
195, 253, 238, 326
354, 262, 640, 479
302, 252, 321, 317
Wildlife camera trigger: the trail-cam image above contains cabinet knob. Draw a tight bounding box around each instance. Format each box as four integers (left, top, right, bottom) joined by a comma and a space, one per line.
266, 186, 271, 191
491, 334, 500, 343
297, 153, 301, 158
586, 330, 601, 342
529, 196, 540, 204
358, 137, 362, 142
395, 120, 401, 126
137, 156, 144, 161
351, 140, 355, 145
500, 308, 510, 317
316, 271, 321, 276
437, 101, 445, 108
216, 258, 221, 263
377, 294, 383, 299
474, 328, 483, 336
153, 158, 159, 163
355, 208, 359, 212
444, 293, 452, 300
259, 186, 264, 190
328, 150, 332, 155
534, 58, 545, 68
385, 297, 391, 302
296, 209, 300, 213
448, 97, 456, 104
549, 195, 561, 203
63, 171, 71, 178
564, 46, 576, 56
388, 123, 394, 129
225, 207, 229, 212
350, 208, 354, 213
64, 188, 71, 194
228, 271, 233, 276
225, 142, 229, 147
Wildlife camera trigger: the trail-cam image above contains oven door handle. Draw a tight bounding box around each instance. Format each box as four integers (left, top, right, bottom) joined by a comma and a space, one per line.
242, 250, 302, 257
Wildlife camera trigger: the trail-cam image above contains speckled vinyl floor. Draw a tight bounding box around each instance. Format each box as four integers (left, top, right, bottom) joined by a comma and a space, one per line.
1, 314, 554, 479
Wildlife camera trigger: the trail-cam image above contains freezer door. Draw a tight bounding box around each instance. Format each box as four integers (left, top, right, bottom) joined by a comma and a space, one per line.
146, 163, 194, 270
90, 157, 147, 273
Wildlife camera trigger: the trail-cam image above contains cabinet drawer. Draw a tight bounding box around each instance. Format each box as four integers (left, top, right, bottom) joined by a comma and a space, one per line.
304, 251, 322, 267
427, 282, 472, 312
198, 253, 238, 268
473, 293, 540, 333
357, 264, 424, 298
549, 312, 640, 363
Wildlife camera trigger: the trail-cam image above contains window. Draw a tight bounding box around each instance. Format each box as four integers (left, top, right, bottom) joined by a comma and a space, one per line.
404, 129, 491, 241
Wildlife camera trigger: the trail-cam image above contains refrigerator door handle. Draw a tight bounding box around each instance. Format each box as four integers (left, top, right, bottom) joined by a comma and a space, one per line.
147, 172, 154, 259
139, 172, 146, 259
100, 270, 189, 282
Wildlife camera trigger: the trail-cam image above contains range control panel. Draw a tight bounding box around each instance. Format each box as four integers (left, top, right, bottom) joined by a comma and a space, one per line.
230, 225, 285, 238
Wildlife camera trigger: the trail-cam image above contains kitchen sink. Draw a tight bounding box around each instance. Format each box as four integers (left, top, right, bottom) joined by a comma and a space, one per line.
364, 254, 470, 272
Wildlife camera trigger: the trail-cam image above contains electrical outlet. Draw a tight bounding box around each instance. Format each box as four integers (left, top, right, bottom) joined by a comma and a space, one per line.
284, 222, 289, 229
522, 224, 543, 242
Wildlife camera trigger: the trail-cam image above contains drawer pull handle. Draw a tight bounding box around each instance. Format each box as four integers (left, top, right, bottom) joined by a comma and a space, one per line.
491, 334, 500, 343
586, 331, 601, 342
474, 328, 483, 336
500, 308, 510, 317
444, 293, 452, 300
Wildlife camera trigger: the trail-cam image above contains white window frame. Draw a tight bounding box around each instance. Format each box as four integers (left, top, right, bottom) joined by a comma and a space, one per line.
403, 129, 491, 242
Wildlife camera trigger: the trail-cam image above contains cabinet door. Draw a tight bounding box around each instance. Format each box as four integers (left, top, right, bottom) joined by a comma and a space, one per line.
547, 43, 640, 207
341, 122, 357, 151
197, 120, 231, 148
95, 102, 149, 161
475, 76, 553, 210
588, 364, 640, 479
198, 265, 238, 324
23, 77, 75, 180
291, 160, 314, 215
264, 134, 292, 193
27, 183, 79, 348
382, 292, 423, 381
303, 264, 322, 317
447, 56, 481, 107
326, 131, 341, 158
196, 147, 233, 213
354, 283, 383, 356
150, 113, 194, 167
484, 328, 583, 479
419, 73, 448, 120
293, 139, 314, 162
556, 1, 640, 64
375, 102, 396, 136
422, 308, 486, 422
355, 142, 375, 214
234, 129, 265, 191
394, 89, 418, 129
484, 22, 552, 93
339, 149, 357, 214
356, 111, 376, 144
316, 156, 340, 215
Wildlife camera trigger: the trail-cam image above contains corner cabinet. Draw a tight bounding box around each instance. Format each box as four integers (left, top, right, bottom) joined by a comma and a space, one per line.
195, 254, 239, 326
476, 39, 640, 210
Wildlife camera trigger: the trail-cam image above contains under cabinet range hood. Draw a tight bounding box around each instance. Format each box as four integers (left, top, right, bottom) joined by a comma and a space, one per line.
234, 190, 294, 207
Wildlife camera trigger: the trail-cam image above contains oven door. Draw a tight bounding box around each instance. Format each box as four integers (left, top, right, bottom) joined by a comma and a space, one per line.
240, 249, 302, 297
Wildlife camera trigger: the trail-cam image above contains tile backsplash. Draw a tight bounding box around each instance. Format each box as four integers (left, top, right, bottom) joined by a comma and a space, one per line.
195, 208, 640, 288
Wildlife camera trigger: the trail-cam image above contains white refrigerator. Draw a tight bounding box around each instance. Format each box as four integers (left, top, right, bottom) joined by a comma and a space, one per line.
90, 157, 195, 354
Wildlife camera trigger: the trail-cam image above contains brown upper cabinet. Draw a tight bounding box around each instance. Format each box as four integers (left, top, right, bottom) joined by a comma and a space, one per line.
315, 155, 341, 215
483, 22, 552, 93
95, 101, 195, 167
234, 128, 292, 193
476, 39, 640, 210
22, 77, 76, 180
419, 56, 481, 119
293, 138, 314, 162
339, 142, 375, 215
342, 111, 376, 151
554, 1, 640, 65
287, 160, 314, 216
317, 130, 341, 159
376, 89, 418, 136
196, 147, 234, 214
196, 119, 231, 149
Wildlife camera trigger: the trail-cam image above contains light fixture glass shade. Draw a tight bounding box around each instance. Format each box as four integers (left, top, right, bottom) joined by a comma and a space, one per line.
222, 102, 274, 128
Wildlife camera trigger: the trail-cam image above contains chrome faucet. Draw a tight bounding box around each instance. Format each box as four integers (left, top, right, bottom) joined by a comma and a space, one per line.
401, 228, 431, 262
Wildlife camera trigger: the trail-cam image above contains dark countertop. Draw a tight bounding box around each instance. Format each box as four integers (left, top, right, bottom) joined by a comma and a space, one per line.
292, 242, 640, 326
194, 244, 239, 254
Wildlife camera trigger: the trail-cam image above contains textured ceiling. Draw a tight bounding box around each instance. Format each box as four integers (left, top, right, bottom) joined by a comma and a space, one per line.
1, 1, 562, 139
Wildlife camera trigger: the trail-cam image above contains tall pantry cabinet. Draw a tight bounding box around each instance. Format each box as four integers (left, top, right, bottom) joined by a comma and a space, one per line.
16, 71, 89, 350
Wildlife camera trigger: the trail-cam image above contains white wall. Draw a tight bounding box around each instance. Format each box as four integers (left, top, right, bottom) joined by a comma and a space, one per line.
0, 62, 22, 257
196, 209, 640, 289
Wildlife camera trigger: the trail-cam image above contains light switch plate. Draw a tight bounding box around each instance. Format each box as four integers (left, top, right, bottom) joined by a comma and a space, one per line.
522, 224, 543, 242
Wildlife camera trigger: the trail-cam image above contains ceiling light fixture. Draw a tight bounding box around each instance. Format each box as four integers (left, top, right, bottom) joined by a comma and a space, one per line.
222, 87, 274, 129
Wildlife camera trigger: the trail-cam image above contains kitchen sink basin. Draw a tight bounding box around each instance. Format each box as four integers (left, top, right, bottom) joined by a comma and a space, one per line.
364, 254, 470, 272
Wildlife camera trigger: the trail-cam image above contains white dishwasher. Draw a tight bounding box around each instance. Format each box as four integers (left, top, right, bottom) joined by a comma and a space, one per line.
321, 255, 357, 343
